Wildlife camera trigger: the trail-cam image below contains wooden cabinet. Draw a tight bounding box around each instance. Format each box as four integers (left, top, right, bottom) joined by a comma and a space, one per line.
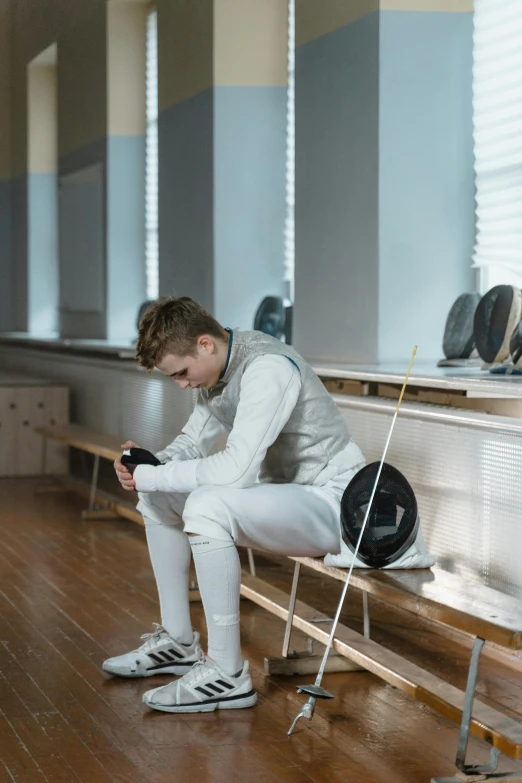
0, 374, 69, 476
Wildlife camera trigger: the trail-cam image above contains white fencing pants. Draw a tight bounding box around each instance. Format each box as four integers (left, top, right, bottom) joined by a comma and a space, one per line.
136, 444, 365, 648
137, 466, 361, 557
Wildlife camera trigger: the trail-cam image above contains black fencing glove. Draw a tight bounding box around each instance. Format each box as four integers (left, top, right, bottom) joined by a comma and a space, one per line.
121, 447, 162, 475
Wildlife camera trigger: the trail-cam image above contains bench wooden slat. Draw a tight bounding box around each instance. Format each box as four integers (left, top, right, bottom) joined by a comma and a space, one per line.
293, 557, 522, 651
240, 571, 522, 760
35, 424, 123, 462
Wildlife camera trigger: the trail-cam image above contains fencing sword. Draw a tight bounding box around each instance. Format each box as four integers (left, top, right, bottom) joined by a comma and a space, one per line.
288, 345, 417, 736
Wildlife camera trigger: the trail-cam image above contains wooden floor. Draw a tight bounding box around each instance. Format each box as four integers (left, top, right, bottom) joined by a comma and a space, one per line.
1, 479, 522, 783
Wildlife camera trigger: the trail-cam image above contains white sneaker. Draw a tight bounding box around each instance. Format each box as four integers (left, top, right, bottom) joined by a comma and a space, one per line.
102, 624, 200, 678
142, 653, 258, 713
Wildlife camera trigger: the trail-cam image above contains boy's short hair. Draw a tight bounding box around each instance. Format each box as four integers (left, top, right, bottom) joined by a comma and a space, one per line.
136, 297, 226, 371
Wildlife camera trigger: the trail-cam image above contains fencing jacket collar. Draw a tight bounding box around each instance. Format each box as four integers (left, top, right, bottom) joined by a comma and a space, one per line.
218, 328, 234, 383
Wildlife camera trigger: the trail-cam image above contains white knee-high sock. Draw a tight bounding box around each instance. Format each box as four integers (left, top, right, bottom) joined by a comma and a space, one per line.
189, 535, 242, 675
144, 518, 193, 644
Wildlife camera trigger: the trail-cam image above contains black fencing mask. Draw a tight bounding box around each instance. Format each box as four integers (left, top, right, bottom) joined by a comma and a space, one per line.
473, 285, 522, 364
442, 292, 481, 360
340, 462, 419, 568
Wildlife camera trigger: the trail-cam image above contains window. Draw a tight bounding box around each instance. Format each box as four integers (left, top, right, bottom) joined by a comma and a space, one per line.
145, 7, 159, 301
284, 0, 295, 303
472, 0, 522, 292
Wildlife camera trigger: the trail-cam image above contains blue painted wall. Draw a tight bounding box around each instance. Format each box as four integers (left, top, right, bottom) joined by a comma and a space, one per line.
214, 85, 286, 330
54, 135, 145, 341
0, 180, 13, 331
159, 86, 286, 331
378, 10, 475, 362
106, 135, 146, 342
58, 138, 106, 338
27, 173, 58, 333
294, 13, 380, 363
12, 175, 28, 331
293, 9, 474, 364
59, 138, 106, 177
158, 89, 215, 313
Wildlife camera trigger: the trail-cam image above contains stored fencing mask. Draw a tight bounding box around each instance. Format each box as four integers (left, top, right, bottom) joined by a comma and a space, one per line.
340, 462, 419, 568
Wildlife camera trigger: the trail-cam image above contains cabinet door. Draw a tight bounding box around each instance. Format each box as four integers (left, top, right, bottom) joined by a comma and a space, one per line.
0, 385, 71, 476
17, 387, 46, 475
41, 387, 69, 475
0, 389, 19, 476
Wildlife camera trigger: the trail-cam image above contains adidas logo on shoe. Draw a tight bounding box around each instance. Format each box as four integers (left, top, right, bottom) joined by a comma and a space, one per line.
143, 652, 257, 713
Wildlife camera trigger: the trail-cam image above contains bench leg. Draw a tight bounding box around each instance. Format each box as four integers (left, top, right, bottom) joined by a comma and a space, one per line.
264, 560, 362, 676
247, 548, 256, 577
282, 561, 301, 658
456, 637, 488, 774
88, 454, 100, 512
432, 636, 522, 783
362, 591, 370, 639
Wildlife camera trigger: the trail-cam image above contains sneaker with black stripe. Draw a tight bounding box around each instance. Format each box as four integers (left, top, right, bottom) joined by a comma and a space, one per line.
102, 624, 200, 678
142, 652, 257, 713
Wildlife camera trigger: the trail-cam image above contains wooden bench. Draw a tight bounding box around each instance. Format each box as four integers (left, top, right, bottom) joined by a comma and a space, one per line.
35, 423, 141, 521
35, 424, 522, 781
241, 558, 522, 782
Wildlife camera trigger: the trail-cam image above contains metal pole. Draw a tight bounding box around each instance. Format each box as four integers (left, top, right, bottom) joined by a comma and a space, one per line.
456, 637, 485, 771
288, 345, 417, 735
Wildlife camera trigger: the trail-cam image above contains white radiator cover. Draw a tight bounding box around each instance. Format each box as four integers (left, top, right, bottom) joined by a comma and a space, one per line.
334, 395, 522, 599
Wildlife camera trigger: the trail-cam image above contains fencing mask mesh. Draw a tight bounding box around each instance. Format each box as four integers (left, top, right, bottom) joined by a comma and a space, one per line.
442, 292, 481, 360
340, 462, 419, 568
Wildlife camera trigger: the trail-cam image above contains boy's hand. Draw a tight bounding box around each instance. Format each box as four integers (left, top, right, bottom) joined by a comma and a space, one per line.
114, 440, 138, 491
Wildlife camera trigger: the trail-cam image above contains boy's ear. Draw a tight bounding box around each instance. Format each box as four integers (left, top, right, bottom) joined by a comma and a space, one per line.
197, 334, 214, 353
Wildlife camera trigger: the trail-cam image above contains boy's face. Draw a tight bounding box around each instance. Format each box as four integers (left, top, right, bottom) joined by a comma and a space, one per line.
156, 336, 225, 391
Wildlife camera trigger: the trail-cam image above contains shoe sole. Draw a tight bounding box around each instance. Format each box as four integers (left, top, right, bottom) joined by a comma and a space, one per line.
102, 662, 195, 678
143, 691, 258, 713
